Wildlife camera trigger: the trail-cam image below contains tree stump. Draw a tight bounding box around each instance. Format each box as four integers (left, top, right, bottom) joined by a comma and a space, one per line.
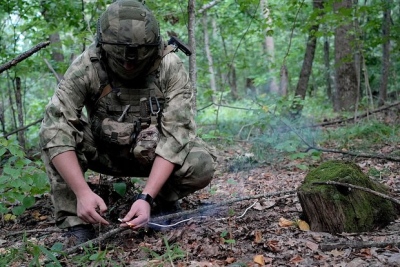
297, 160, 397, 234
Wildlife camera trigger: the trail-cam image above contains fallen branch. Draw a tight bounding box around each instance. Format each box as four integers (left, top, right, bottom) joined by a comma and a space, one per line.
312, 181, 400, 206
5, 227, 61, 237
320, 239, 400, 251
60, 189, 297, 256
0, 41, 51, 74
309, 101, 400, 128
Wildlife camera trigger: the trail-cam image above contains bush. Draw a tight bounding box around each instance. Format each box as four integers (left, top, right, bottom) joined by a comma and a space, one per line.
0, 138, 49, 217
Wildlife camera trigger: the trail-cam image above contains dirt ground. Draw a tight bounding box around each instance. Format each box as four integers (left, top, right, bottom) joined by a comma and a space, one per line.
1, 143, 400, 266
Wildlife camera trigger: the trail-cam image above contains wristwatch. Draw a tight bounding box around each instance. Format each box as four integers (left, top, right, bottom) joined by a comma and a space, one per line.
135, 193, 154, 206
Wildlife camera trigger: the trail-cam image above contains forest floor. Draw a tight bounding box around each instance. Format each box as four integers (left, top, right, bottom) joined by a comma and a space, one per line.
1, 126, 400, 266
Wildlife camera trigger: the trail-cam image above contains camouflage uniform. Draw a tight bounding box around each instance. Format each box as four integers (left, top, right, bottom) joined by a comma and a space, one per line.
39, 43, 216, 228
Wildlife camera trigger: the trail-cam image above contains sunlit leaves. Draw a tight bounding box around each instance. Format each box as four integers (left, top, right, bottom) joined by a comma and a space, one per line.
0, 138, 49, 217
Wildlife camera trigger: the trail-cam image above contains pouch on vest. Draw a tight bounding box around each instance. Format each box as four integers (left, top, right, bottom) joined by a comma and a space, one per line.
100, 118, 135, 146
133, 125, 160, 165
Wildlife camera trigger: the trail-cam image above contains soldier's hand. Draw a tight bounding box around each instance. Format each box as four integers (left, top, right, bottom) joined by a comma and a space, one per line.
119, 199, 151, 229
76, 191, 109, 225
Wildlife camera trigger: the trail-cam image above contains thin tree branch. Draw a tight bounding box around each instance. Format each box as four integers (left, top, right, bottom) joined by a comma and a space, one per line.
0, 41, 51, 74
43, 58, 62, 83
1, 118, 43, 139
320, 239, 400, 251
312, 181, 400, 206
308, 101, 400, 128
198, 0, 222, 14
6, 228, 61, 237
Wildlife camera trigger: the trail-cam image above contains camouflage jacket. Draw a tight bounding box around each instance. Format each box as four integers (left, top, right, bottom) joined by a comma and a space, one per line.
39, 43, 196, 166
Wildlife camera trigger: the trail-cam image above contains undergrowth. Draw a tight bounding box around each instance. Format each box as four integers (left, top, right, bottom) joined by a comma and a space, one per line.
197, 95, 400, 169
2, 95, 399, 266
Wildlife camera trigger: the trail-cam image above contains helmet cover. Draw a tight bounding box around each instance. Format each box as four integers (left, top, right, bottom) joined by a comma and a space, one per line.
97, 0, 161, 79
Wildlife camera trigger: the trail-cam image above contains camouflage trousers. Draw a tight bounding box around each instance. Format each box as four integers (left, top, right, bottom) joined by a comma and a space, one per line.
41, 123, 216, 229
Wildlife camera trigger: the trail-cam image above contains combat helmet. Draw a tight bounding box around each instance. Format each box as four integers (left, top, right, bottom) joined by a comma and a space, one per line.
96, 0, 162, 80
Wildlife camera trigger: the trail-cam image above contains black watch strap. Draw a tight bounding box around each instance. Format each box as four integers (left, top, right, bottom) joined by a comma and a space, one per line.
135, 193, 154, 206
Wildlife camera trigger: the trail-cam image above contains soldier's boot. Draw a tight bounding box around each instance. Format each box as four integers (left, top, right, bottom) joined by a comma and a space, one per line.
152, 199, 182, 217
62, 224, 96, 247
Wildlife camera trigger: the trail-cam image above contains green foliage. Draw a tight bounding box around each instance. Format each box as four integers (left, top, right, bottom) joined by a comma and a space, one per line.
113, 182, 127, 197
140, 236, 186, 266
220, 230, 236, 244
0, 138, 49, 217
0, 235, 63, 267
71, 244, 121, 266
322, 120, 400, 151
0, 235, 122, 267
198, 89, 400, 172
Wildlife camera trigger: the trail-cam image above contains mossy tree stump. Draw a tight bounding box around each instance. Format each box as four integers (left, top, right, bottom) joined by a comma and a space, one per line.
297, 160, 397, 234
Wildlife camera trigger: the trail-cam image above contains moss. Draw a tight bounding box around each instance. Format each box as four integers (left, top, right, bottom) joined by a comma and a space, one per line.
299, 160, 397, 232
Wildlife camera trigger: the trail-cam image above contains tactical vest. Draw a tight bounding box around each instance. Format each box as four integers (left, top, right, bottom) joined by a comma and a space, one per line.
87, 45, 175, 157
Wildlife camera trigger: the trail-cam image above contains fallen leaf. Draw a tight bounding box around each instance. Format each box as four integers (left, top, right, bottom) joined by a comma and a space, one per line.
311, 233, 323, 242
254, 230, 263, 243
289, 255, 303, 264
259, 199, 276, 209
32, 210, 41, 220
358, 248, 372, 258
253, 202, 265, 211
264, 257, 273, 264
4, 214, 16, 221
297, 219, 310, 231
225, 257, 235, 264
329, 249, 344, 257
254, 254, 265, 265
306, 240, 319, 251
266, 240, 280, 252
279, 217, 294, 227
313, 252, 326, 260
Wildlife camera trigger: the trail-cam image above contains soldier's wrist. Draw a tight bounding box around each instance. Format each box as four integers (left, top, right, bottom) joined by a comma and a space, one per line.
135, 193, 154, 206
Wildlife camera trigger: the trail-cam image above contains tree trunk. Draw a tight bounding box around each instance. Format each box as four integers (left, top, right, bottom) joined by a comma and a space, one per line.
41, 2, 65, 80
202, 11, 217, 102
323, 37, 333, 101
260, 0, 279, 94
14, 77, 25, 150
0, 93, 5, 135
7, 77, 17, 131
378, 0, 392, 106
333, 0, 358, 112
292, 0, 324, 113
297, 160, 397, 234
188, 0, 197, 113
212, 17, 224, 92
279, 64, 288, 96
229, 64, 238, 100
